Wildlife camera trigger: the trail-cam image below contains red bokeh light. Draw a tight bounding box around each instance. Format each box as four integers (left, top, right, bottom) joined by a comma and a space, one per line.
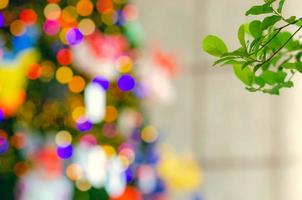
20, 9, 38, 26
57, 48, 73, 65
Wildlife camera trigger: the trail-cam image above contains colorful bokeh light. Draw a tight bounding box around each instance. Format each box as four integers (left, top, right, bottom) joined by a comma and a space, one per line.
66, 28, 83, 45
20, 9, 37, 25
57, 144, 73, 160
56, 66, 73, 84
0, 109, 4, 122
0, 12, 5, 27
117, 74, 135, 92
77, 117, 93, 132
0, 137, 9, 155
92, 76, 110, 90
43, 20, 60, 36
57, 48, 73, 65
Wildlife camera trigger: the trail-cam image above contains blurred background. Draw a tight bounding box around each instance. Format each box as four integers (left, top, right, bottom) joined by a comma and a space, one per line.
135, 0, 302, 200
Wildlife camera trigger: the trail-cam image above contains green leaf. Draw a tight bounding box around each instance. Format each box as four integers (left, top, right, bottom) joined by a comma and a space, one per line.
246, 3, 273, 16
283, 81, 294, 88
238, 24, 246, 49
223, 47, 247, 57
213, 56, 238, 66
202, 35, 228, 57
296, 20, 302, 26
249, 20, 263, 38
262, 15, 281, 30
283, 62, 302, 73
255, 76, 266, 87
286, 16, 296, 24
233, 64, 254, 86
260, 70, 286, 85
270, 85, 282, 95
260, 71, 277, 85
282, 63, 296, 69
242, 60, 255, 70
268, 32, 291, 50
276, 71, 287, 82
277, 0, 286, 13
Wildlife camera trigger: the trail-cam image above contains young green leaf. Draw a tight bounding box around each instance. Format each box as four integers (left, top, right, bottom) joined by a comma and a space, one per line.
249, 20, 263, 38
296, 20, 302, 27
260, 71, 277, 85
262, 15, 281, 30
238, 24, 246, 49
233, 64, 254, 86
213, 56, 238, 66
255, 76, 266, 87
277, 0, 286, 13
283, 62, 302, 73
245, 3, 273, 16
202, 35, 228, 57
282, 62, 296, 69
276, 71, 287, 82
286, 16, 296, 24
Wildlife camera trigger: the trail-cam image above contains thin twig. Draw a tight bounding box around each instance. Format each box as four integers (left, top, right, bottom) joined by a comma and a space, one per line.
258, 25, 302, 69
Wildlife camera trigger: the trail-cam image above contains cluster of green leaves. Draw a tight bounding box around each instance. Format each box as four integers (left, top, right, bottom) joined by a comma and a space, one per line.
202, 0, 302, 95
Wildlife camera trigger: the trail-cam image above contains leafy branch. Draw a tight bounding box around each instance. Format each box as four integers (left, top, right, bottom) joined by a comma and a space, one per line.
202, 0, 302, 95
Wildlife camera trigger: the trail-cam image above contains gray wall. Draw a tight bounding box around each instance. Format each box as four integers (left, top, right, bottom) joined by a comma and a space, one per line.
133, 0, 302, 200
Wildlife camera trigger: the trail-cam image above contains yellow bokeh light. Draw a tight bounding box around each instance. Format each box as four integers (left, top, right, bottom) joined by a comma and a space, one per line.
119, 154, 130, 170
76, 0, 94, 17
119, 148, 135, 163
102, 145, 116, 157
40, 61, 55, 82
10, 20, 26, 36
68, 76, 86, 93
104, 106, 118, 123
56, 66, 73, 84
66, 163, 83, 181
116, 56, 133, 73
72, 106, 85, 121
78, 18, 95, 36
141, 126, 159, 143
62, 6, 78, 23
76, 178, 91, 191
55, 130, 72, 146
44, 3, 61, 20
0, 0, 9, 10
59, 28, 69, 44
101, 10, 117, 26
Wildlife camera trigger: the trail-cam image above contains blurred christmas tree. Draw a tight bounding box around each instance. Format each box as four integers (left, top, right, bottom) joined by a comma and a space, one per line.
0, 0, 202, 199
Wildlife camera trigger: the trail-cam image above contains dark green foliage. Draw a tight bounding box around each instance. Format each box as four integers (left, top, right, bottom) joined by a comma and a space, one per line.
202, 0, 302, 95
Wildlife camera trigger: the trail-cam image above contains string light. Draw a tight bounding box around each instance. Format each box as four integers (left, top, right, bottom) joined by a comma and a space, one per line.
117, 74, 135, 92
10, 20, 26, 36
141, 126, 159, 143
57, 144, 73, 160
76, 0, 94, 17
57, 48, 73, 65
44, 3, 61, 20
56, 66, 73, 84
0, 12, 4, 27
43, 20, 60, 36
20, 9, 37, 25
66, 28, 83, 45
62, 6, 78, 23
69, 76, 86, 93
78, 18, 95, 36
55, 130, 72, 147
0, 0, 9, 10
